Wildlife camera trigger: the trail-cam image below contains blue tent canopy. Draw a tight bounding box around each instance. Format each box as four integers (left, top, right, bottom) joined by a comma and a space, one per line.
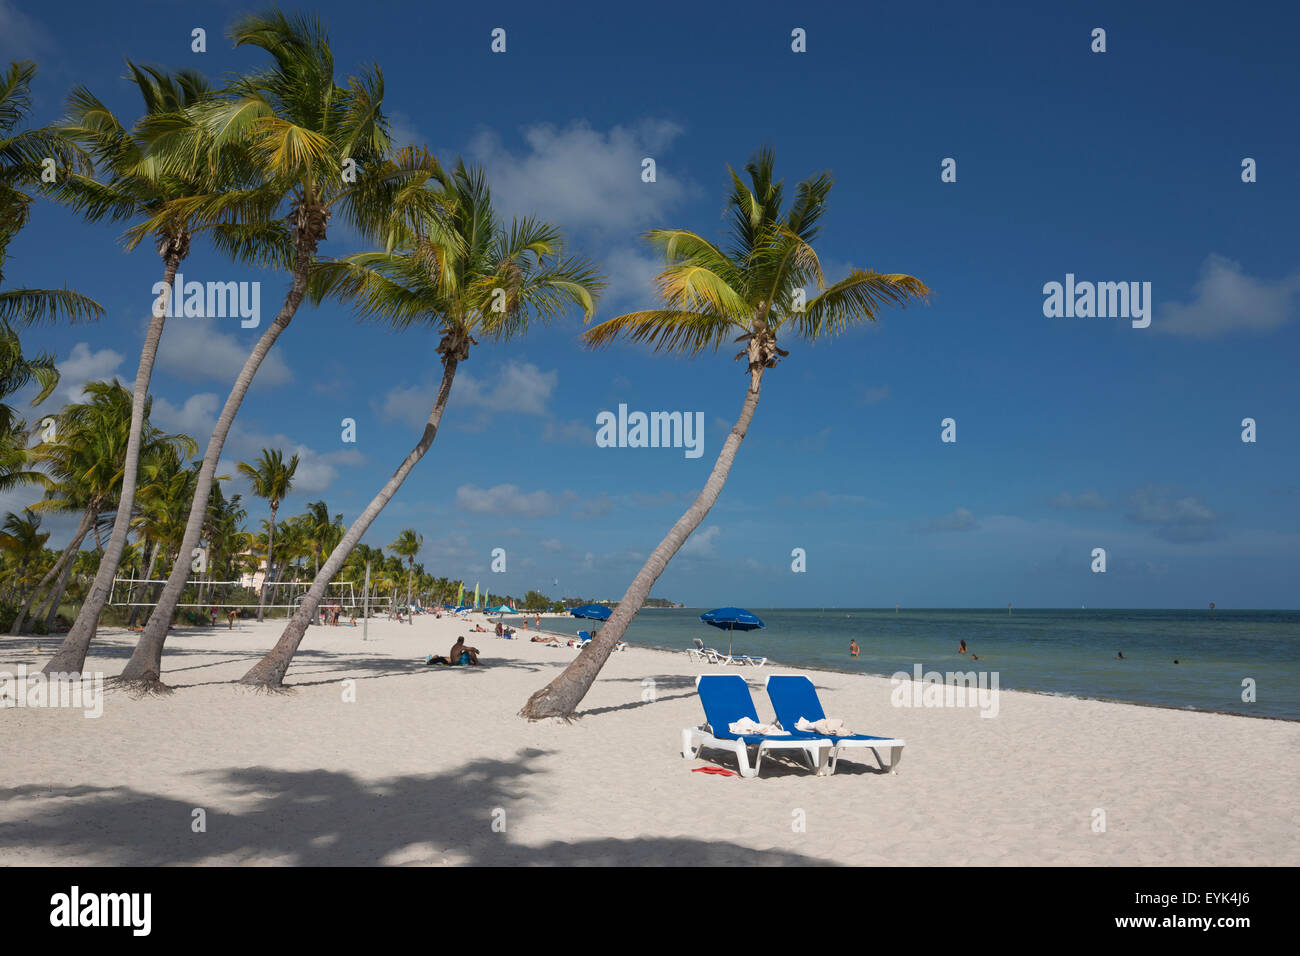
488, 604, 517, 614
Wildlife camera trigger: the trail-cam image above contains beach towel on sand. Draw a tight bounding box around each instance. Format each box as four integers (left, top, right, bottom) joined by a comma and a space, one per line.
795, 716, 852, 736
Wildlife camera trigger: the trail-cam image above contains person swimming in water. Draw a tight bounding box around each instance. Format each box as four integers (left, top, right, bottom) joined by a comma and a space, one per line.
1117, 651, 1125, 660
959, 639, 967, 654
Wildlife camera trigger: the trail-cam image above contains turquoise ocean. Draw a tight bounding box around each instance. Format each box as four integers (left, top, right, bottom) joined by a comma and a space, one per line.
533, 607, 1300, 720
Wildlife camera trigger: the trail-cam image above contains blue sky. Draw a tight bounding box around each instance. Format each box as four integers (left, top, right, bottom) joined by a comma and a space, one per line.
3, 0, 1298, 608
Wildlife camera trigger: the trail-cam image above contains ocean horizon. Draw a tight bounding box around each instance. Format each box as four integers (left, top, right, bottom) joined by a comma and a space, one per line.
534, 607, 1300, 721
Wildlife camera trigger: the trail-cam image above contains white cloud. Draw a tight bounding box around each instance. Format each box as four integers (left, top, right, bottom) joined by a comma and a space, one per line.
914, 507, 979, 534
151, 393, 220, 438
858, 384, 891, 406
602, 246, 662, 310
0, 1, 49, 60
454, 361, 556, 415
379, 361, 557, 428
455, 483, 565, 518
1157, 254, 1300, 338
468, 120, 692, 234
679, 525, 720, 557
541, 418, 591, 445
156, 320, 294, 388
51, 343, 125, 406
1050, 489, 1110, 511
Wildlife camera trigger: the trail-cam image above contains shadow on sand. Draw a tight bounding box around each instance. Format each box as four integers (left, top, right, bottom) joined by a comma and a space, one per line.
0, 750, 837, 866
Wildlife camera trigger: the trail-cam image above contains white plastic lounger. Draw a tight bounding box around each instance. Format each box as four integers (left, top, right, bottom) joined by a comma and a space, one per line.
687, 638, 722, 664
764, 673, 905, 775
681, 674, 828, 778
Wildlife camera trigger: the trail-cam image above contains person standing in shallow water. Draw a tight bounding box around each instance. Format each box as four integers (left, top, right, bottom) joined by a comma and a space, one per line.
959, 639, 967, 655
849, 639, 859, 657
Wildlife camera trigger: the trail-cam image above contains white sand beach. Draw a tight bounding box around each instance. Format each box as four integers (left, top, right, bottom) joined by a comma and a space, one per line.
2, 613, 1297, 867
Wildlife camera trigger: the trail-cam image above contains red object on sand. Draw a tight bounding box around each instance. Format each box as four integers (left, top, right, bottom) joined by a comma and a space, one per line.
691, 766, 738, 777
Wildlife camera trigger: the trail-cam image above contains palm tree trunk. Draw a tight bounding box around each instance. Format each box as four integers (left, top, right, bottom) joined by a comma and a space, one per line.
521, 364, 766, 719
257, 506, 277, 622
406, 563, 413, 624
241, 354, 460, 686
40, 545, 80, 629
127, 541, 159, 628
42, 253, 180, 674
117, 245, 314, 686
12, 506, 96, 637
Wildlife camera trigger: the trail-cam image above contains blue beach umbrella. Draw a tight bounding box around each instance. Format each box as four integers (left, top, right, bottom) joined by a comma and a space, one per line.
700, 606, 766, 657
569, 603, 612, 635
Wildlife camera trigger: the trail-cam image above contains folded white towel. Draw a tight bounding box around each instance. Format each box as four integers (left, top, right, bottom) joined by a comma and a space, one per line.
795, 717, 853, 736
728, 716, 788, 736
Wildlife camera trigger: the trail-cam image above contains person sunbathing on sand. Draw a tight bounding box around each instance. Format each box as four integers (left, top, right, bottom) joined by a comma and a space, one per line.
449, 637, 481, 665
532, 634, 560, 644
471, 624, 487, 633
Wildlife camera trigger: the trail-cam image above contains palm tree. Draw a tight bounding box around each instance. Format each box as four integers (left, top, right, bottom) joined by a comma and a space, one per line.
0, 60, 102, 327
240, 160, 601, 686
389, 528, 422, 624
41, 62, 278, 675
0, 317, 59, 492
10, 381, 194, 635
236, 448, 298, 621
521, 148, 930, 718
0, 507, 48, 604
118, 11, 442, 686
299, 499, 341, 579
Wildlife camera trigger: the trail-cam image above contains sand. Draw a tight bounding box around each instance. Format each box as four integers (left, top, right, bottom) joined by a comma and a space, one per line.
1, 613, 1297, 866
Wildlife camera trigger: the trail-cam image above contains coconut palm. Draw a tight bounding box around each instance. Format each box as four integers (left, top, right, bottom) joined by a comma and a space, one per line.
41, 63, 282, 674
236, 448, 298, 621
240, 160, 602, 686
117, 11, 445, 686
0, 317, 59, 492
299, 499, 341, 579
0, 507, 48, 604
389, 528, 422, 625
0, 59, 102, 327
521, 148, 930, 718
11, 380, 194, 635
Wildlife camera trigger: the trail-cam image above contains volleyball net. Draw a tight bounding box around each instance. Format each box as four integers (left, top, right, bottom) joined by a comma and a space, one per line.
109, 578, 366, 610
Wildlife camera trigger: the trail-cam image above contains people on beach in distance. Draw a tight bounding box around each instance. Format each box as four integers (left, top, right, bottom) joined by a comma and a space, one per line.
495, 621, 503, 637
535, 614, 541, 630
532, 634, 560, 644
959, 639, 967, 654
471, 623, 487, 633
849, 639, 859, 657
228, 609, 238, 629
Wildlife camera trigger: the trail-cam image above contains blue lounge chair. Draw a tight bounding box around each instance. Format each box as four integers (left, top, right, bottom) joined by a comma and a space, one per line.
681, 674, 827, 778
764, 674, 905, 774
